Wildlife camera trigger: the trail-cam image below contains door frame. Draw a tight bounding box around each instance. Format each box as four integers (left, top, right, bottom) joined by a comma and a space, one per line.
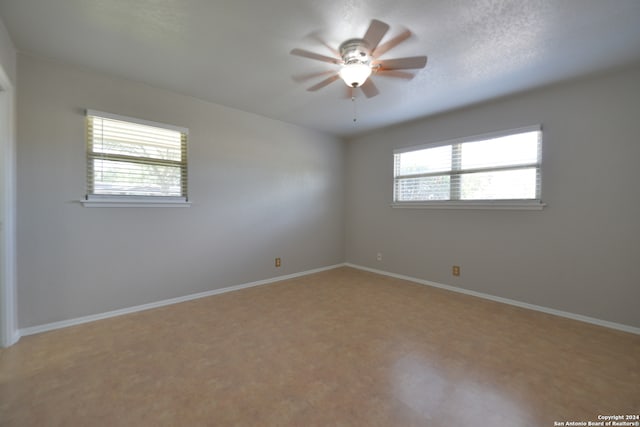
0, 64, 18, 347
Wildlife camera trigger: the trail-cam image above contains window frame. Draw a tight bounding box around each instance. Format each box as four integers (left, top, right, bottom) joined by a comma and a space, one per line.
391, 125, 545, 210
81, 110, 191, 208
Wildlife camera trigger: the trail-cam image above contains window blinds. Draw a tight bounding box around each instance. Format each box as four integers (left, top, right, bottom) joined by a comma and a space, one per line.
86, 110, 188, 200
393, 126, 542, 203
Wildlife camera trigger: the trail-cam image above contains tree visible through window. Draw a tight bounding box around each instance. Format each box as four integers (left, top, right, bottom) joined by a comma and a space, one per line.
393, 126, 542, 203
86, 110, 188, 201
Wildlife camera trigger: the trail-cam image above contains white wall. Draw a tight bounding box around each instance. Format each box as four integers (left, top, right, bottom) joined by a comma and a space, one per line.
346, 64, 640, 328
17, 54, 345, 328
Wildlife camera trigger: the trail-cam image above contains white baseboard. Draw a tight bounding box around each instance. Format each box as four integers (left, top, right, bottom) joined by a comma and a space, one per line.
345, 263, 640, 336
18, 262, 639, 338
19, 263, 346, 337
9, 329, 20, 346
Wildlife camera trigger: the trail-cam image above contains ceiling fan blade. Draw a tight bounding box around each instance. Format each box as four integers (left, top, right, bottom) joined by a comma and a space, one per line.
372, 29, 412, 58
290, 48, 341, 64
307, 74, 340, 91
307, 31, 340, 57
292, 70, 337, 83
361, 80, 379, 98
376, 56, 428, 70
362, 19, 390, 52
375, 70, 415, 80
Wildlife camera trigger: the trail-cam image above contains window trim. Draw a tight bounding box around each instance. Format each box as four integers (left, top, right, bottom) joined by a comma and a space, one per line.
392, 125, 545, 210
82, 110, 190, 207
80, 195, 192, 208
390, 200, 545, 210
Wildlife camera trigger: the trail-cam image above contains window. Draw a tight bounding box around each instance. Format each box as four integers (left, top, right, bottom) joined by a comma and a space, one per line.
393, 126, 543, 209
84, 110, 189, 207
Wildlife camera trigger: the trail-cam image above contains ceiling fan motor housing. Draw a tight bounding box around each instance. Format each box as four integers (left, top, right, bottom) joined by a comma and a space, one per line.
339, 38, 371, 65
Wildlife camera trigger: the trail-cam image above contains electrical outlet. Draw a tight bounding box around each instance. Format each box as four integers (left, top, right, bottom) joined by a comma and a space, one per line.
452, 265, 461, 276
275, 257, 281, 267
376, 252, 382, 261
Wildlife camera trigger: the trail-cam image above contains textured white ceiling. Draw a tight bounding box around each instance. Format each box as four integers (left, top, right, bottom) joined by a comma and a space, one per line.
1, 0, 640, 137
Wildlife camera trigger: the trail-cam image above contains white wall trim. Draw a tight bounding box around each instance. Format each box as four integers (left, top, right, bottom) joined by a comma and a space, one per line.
80, 198, 191, 208
0, 66, 18, 348
345, 263, 640, 335
19, 263, 346, 337
390, 201, 546, 210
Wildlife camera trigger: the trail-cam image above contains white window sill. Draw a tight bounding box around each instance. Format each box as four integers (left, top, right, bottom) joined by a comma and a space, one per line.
390, 201, 546, 210
80, 197, 191, 208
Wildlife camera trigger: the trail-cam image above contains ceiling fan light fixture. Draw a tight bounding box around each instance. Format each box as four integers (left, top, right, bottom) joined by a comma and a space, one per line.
339, 62, 372, 87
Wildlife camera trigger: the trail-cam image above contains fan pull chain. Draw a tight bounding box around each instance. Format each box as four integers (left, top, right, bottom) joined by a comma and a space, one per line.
352, 93, 358, 122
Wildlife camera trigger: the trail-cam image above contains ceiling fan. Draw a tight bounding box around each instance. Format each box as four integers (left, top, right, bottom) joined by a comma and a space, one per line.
291, 19, 427, 98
